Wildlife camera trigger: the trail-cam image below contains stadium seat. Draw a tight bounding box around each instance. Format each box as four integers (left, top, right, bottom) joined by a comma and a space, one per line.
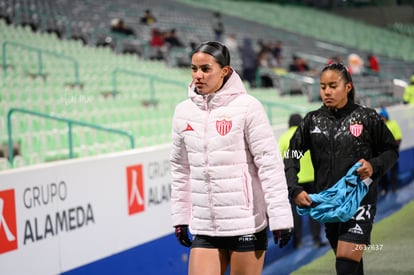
1, 1, 413, 169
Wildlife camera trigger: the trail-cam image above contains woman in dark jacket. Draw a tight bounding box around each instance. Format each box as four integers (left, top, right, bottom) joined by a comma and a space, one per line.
284, 63, 398, 275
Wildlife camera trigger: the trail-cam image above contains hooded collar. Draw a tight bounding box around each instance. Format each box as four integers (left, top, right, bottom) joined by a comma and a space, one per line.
188, 68, 247, 110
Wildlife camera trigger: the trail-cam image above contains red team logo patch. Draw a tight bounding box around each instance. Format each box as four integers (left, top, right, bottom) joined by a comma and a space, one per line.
0, 189, 18, 254
126, 165, 145, 215
350, 122, 363, 137
216, 119, 232, 136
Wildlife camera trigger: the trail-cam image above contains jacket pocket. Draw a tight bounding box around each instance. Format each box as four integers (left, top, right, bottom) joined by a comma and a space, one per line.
242, 170, 253, 210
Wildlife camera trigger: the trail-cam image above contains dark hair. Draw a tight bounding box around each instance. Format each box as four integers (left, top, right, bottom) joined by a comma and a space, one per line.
321, 63, 355, 102
288, 113, 302, 127
192, 41, 230, 67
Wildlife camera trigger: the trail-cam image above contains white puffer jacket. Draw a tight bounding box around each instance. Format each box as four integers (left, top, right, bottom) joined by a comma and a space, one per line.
170, 71, 293, 236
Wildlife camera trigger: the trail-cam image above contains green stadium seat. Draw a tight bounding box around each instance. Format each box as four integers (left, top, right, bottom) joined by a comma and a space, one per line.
1, 1, 413, 170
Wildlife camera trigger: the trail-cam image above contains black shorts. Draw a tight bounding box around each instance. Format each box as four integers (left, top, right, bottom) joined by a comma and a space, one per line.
325, 204, 376, 248
191, 228, 268, 252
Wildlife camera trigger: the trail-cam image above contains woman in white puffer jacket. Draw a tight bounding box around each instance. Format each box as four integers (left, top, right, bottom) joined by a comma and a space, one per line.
170, 41, 293, 275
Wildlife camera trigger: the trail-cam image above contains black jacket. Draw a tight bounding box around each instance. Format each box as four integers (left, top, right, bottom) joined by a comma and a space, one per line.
284, 101, 399, 205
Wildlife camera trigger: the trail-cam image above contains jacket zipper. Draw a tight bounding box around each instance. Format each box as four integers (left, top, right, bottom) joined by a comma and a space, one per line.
329, 117, 336, 186
204, 95, 216, 233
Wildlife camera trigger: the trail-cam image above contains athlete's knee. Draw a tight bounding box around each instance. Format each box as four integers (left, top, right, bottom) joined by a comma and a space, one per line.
336, 257, 360, 275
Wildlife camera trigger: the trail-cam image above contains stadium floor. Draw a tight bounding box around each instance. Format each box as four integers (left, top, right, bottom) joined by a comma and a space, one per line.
263, 179, 414, 275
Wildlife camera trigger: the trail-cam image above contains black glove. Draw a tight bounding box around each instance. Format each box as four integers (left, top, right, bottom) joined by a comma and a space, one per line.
174, 225, 192, 247
273, 228, 293, 248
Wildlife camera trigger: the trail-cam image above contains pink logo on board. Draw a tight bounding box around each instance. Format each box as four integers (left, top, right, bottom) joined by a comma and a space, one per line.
126, 165, 145, 215
0, 189, 18, 254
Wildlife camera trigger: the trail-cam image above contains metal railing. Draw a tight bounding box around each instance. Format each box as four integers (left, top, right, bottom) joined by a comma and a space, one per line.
6, 108, 135, 166
261, 100, 309, 125
111, 68, 187, 103
2, 41, 81, 86
13, 9, 73, 39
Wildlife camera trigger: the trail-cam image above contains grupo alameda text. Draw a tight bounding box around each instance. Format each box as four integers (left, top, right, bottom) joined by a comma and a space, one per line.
147, 160, 171, 206
22, 181, 95, 245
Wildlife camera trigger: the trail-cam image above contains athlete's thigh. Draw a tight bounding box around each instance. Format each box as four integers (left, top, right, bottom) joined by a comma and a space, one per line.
336, 240, 364, 261
189, 248, 229, 275
229, 250, 266, 275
